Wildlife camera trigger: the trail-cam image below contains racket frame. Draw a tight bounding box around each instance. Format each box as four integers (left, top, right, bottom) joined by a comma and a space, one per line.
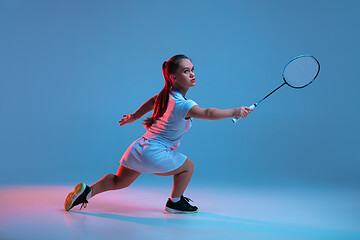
282, 54, 321, 89
232, 54, 320, 123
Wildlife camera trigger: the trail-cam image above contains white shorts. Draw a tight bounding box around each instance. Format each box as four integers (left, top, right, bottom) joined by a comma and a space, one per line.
120, 137, 188, 174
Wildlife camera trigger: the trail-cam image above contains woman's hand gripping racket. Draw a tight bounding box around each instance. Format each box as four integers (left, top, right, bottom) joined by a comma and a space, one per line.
232, 54, 320, 123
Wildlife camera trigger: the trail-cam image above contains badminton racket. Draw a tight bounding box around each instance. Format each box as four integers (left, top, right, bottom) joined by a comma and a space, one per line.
232, 54, 320, 123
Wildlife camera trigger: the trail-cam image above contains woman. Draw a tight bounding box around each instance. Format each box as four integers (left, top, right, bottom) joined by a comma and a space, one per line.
64, 54, 252, 214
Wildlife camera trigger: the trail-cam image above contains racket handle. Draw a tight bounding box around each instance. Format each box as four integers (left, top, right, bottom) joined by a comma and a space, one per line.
232, 104, 255, 123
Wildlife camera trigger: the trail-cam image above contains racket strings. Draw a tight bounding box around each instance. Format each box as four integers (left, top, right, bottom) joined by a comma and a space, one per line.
283, 56, 319, 88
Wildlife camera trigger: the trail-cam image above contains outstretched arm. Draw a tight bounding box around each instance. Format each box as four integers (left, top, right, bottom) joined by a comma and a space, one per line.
186, 105, 253, 120
119, 94, 157, 126
133, 94, 157, 120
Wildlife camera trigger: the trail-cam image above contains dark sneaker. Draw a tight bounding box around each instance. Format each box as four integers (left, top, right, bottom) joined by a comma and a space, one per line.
165, 195, 199, 214
64, 183, 91, 211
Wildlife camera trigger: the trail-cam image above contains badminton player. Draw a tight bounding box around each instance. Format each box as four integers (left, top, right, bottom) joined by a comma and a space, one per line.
64, 54, 252, 214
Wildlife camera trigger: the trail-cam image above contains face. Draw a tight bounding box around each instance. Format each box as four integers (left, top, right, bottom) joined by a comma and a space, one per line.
171, 59, 196, 89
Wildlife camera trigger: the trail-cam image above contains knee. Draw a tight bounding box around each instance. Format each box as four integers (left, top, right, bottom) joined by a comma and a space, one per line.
112, 174, 132, 188
103, 174, 132, 190
105, 174, 117, 184
186, 158, 194, 173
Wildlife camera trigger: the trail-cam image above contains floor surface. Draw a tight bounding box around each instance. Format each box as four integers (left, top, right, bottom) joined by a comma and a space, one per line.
0, 184, 359, 240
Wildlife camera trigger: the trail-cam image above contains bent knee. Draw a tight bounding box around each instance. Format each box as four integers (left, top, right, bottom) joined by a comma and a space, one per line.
114, 175, 134, 188
105, 173, 116, 180
105, 174, 117, 184
185, 158, 194, 172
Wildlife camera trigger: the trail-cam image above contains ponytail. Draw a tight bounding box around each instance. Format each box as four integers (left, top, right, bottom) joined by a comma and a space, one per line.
142, 55, 189, 129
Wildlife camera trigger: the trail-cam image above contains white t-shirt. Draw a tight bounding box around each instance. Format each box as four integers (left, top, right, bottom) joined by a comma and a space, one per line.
142, 87, 198, 150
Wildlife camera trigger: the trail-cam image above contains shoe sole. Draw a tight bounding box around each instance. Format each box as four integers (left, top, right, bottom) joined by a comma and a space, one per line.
165, 207, 199, 214
64, 183, 86, 211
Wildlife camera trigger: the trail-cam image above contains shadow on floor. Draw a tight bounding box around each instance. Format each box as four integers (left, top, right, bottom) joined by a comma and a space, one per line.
62, 208, 359, 239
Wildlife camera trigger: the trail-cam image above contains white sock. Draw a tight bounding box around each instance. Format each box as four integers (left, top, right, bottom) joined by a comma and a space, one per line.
86, 187, 92, 200
171, 197, 180, 203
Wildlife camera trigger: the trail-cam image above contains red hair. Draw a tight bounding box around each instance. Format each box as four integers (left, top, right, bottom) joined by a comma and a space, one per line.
143, 54, 190, 129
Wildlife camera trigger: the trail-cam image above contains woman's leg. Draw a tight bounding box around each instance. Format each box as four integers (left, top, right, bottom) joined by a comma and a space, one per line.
90, 165, 141, 198
153, 157, 194, 198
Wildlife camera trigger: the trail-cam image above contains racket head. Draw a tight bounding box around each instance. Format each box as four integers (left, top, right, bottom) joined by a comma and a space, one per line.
282, 55, 320, 89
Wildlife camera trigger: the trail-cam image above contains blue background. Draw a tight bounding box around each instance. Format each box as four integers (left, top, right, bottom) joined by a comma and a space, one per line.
0, 0, 359, 188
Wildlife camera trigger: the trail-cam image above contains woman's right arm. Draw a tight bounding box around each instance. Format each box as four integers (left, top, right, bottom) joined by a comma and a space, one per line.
186, 105, 253, 120
119, 94, 157, 126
